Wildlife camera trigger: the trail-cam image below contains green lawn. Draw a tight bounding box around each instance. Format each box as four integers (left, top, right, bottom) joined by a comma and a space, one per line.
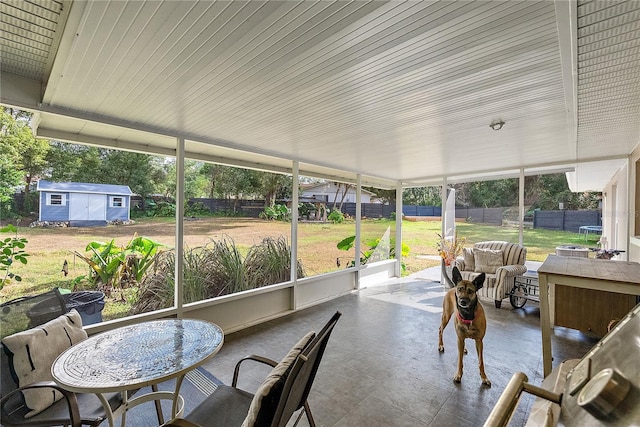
1, 217, 595, 320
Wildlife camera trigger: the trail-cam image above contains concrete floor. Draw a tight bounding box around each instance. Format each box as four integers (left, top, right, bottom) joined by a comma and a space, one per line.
199, 276, 600, 427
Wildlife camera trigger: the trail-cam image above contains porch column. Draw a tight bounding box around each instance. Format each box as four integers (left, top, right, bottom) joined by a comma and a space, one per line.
355, 175, 362, 289
291, 161, 299, 309
174, 137, 185, 316
395, 182, 403, 278
519, 168, 525, 245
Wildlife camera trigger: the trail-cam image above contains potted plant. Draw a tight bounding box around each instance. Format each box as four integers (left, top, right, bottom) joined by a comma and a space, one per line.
436, 229, 465, 288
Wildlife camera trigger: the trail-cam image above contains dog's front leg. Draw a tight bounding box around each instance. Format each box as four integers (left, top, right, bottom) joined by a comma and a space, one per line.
475, 339, 491, 386
454, 335, 465, 383
438, 311, 451, 352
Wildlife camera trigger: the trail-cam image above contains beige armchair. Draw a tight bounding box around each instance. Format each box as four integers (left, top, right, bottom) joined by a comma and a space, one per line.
454, 241, 527, 308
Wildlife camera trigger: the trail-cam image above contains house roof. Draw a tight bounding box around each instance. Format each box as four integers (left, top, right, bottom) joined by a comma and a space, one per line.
37, 180, 133, 196
1, 1, 639, 191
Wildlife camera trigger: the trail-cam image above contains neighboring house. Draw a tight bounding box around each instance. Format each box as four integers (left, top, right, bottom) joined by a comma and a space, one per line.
301, 182, 378, 204
37, 180, 133, 227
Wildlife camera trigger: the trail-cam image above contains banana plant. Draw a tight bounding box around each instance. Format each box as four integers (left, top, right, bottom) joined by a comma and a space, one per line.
74, 234, 164, 288
336, 235, 409, 271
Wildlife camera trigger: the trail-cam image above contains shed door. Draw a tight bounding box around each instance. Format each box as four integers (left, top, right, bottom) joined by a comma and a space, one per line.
69, 193, 106, 220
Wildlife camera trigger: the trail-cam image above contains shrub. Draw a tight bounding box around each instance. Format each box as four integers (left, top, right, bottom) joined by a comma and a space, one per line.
131, 235, 303, 314
245, 236, 304, 288
328, 209, 344, 223
130, 200, 177, 218
185, 201, 211, 217
259, 204, 290, 221
0, 224, 29, 289
204, 237, 249, 295
154, 201, 176, 217
297, 202, 315, 220
129, 251, 176, 313
131, 239, 246, 314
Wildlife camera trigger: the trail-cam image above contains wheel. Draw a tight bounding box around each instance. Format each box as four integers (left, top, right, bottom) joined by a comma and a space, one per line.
510, 284, 528, 308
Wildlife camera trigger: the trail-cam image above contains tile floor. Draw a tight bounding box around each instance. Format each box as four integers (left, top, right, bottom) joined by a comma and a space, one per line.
198, 278, 600, 427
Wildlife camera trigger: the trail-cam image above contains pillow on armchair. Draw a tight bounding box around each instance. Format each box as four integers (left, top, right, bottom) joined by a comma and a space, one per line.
1, 310, 87, 418
462, 248, 475, 271
473, 248, 504, 274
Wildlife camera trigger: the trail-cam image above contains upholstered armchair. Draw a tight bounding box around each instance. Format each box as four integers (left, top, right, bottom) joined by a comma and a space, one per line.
454, 241, 527, 308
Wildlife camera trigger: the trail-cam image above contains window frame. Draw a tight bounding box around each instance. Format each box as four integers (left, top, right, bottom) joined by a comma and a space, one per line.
110, 196, 125, 208
47, 193, 66, 206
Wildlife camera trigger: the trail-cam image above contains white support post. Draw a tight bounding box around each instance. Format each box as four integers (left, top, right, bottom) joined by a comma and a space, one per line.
519, 168, 525, 246
395, 182, 403, 278
174, 138, 185, 317
355, 175, 362, 289
441, 178, 447, 238
442, 178, 455, 238
291, 162, 299, 308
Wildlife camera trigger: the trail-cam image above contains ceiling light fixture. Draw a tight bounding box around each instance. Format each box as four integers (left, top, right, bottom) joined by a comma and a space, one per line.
489, 120, 505, 131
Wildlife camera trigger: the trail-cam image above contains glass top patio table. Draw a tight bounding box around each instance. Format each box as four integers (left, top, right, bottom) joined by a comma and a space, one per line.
52, 318, 224, 426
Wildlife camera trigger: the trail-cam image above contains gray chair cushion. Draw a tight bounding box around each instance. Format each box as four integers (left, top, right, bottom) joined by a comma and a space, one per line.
185, 385, 254, 427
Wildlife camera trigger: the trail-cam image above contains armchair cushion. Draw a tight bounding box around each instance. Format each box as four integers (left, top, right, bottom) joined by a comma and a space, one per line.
242, 331, 316, 427
462, 248, 475, 272
474, 248, 504, 274
1, 310, 86, 418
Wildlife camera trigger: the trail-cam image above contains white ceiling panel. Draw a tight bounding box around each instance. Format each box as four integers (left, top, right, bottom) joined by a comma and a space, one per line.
0, 0, 65, 80
576, 0, 640, 163
2, 0, 639, 190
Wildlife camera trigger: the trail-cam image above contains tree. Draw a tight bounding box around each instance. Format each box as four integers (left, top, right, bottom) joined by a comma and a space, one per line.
99, 150, 166, 200
254, 171, 290, 207
366, 187, 396, 205
331, 182, 352, 211
0, 107, 49, 215
15, 131, 49, 211
164, 159, 208, 199
450, 179, 518, 208
0, 111, 22, 217
201, 164, 259, 203
402, 187, 441, 206
46, 142, 103, 182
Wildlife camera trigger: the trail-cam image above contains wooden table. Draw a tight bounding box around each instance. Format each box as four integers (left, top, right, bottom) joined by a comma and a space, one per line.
52, 319, 224, 427
537, 255, 640, 377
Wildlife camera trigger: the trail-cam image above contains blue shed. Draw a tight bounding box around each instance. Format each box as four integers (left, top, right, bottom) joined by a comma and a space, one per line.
37, 180, 133, 227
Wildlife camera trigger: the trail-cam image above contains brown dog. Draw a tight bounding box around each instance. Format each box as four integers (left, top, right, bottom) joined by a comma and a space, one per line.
438, 267, 491, 386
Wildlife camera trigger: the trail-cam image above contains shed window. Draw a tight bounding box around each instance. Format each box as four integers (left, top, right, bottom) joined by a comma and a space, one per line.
110, 196, 125, 208
47, 193, 65, 206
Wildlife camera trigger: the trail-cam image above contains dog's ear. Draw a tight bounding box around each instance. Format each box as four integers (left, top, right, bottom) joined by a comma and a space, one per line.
452, 266, 463, 284
472, 273, 485, 290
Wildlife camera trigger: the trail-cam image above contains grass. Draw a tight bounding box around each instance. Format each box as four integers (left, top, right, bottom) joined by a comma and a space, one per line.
0, 217, 597, 320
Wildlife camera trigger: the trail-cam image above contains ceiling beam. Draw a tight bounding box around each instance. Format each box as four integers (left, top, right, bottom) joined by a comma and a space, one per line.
555, 0, 579, 157
0, 73, 42, 111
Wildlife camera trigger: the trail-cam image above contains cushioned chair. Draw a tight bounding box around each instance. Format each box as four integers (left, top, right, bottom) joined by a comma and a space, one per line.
454, 241, 527, 308
0, 289, 132, 427
162, 311, 342, 427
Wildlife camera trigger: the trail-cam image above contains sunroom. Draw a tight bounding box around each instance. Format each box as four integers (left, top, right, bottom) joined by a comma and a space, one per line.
1, 0, 640, 425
